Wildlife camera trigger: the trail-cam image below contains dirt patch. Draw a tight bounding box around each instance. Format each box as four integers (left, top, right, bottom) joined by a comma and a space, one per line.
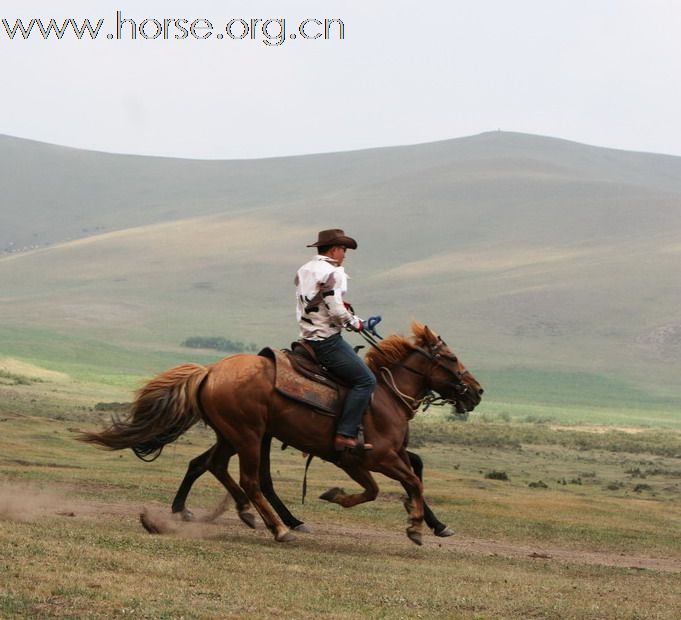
308, 521, 681, 573
548, 424, 652, 435
447, 536, 681, 573
3, 484, 680, 573
5, 459, 83, 469
132, 499, 681, 573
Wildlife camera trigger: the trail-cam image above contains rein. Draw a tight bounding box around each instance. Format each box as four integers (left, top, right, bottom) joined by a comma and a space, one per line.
358, 330, 466, 415
378, 367, 453, 417
379, 367, 425, 418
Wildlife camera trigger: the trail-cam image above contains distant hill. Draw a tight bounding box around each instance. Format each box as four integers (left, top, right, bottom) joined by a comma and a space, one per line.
1, 131, 681, 406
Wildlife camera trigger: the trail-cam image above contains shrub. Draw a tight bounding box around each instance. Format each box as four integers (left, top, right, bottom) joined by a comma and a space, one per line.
94, 402, 131, 412
528, 480, 548, 489
485, 470, 509, 481
181, 337, 258, 353
0, 370, 39, 385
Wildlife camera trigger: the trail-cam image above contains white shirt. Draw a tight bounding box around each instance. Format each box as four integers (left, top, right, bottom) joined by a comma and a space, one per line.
295, 255, 362, 340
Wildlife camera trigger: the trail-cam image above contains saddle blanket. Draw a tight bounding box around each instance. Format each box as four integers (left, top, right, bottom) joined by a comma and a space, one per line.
259, 347, 343, 416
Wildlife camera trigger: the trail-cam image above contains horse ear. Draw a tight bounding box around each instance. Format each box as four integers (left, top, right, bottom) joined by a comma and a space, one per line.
410, 320, 425, 341
423, 325, 437, 343
411, 321, 436, 345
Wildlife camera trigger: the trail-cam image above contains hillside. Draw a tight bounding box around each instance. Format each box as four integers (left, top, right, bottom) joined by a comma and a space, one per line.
1, 131, 680, 410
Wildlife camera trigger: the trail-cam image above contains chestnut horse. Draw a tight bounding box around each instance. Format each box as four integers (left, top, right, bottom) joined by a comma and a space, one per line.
81, 322, 482, 545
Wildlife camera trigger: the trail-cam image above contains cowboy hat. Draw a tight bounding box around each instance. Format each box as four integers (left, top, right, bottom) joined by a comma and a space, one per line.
306, 229, 358, 250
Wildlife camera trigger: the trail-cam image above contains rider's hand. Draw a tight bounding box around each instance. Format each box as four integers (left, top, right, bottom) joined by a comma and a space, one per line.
345, 315, 364, 332
345, 315, 380, 333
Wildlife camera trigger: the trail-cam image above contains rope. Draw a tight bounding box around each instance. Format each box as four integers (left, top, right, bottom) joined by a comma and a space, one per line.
378, 367, 426, 418
379, 366, 457, 415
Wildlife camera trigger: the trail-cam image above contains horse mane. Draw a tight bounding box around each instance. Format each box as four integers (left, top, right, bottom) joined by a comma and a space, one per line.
364, 321, 436, 372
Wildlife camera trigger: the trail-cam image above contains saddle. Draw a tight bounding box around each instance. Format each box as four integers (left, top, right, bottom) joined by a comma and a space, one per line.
258, 343, 349, 417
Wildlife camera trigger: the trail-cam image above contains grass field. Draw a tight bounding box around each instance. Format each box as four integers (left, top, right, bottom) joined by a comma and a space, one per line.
1, 360, 680, 619
3, 131, 681, 618
2, 323, 679, 429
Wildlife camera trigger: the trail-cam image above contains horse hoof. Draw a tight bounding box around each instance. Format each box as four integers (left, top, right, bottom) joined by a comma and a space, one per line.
238, 511, 258, 529
276, 531, 297, 543
435, 525, 454, 538
293, 523, 312, 533
407, 528, 423, 546
319, 487, 343, 502
180, 509, 194, 522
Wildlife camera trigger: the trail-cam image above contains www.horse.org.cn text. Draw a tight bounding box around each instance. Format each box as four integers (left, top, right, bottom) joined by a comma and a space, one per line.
1, 12, 346, 46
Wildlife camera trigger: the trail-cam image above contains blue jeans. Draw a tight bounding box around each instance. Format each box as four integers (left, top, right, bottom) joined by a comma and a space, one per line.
307, 333, 377, 438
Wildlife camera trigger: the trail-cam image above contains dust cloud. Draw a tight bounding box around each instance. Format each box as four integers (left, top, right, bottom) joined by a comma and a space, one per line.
139, 500, 237, 539
139, 507, 178, 535
0, 483, 249, 540
0, 483, 73, 522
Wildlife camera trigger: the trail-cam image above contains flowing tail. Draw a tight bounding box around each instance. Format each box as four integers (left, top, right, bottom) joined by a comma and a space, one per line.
79, 363, 209, 461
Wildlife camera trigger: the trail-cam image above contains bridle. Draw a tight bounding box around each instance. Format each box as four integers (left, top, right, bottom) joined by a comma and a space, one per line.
398, 340, 472, 401
359, 330, 473, 415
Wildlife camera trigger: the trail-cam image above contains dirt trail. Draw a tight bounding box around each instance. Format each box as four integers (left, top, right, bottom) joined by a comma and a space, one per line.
444, 535, 681, 573
2, 485, 680, 573
302, 519, 681, 573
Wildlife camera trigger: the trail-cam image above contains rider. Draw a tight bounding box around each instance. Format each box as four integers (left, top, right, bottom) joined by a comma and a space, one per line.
295, 229, 377, 451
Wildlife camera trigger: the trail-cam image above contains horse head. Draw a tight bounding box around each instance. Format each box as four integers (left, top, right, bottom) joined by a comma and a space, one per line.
411, 322, 484, 413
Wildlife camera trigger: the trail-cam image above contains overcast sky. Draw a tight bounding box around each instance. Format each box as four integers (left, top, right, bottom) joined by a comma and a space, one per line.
1, 0, 680, 159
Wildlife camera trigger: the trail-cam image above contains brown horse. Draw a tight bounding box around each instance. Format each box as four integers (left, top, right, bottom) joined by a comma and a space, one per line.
80, 322, 483, 545
170, 435, 458, 537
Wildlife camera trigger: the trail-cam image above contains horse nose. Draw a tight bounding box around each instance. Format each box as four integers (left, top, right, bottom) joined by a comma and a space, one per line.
478, 387, 484, 396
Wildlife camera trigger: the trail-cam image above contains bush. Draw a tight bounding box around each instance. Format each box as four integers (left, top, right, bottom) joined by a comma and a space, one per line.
0, 370, 39, 385
446, 407, 469, 422
94, 402, 131, 412
485, 470, 509, 481
528, 480, 548, 489
181, 337, 258, 353
408, 419, 681, 457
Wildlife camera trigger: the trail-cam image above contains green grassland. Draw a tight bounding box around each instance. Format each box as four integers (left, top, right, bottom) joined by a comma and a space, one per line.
2, 131, 681, 617
1, 364, 681, 619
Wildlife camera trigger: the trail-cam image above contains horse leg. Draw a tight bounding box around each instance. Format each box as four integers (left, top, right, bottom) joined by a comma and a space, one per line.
319, 465, 379, 508
406, 450, 453, 537
171, 445, 214, 520
203, 434, 307, 531
170, 437, 257, 527
236, 438, 295, 542
259, 434, 307, 531
376, 451, 425, 546
204, 439, 257, 528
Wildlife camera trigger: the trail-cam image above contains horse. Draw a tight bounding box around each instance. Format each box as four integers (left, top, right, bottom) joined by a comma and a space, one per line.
80, 322, 483, 545
170, 434, 457, 537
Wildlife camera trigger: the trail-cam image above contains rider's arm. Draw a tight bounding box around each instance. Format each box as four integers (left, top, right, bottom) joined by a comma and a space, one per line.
321, 270, 363, 331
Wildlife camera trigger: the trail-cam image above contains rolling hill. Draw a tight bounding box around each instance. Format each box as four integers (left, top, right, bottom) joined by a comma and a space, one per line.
1, 131, 680, 414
